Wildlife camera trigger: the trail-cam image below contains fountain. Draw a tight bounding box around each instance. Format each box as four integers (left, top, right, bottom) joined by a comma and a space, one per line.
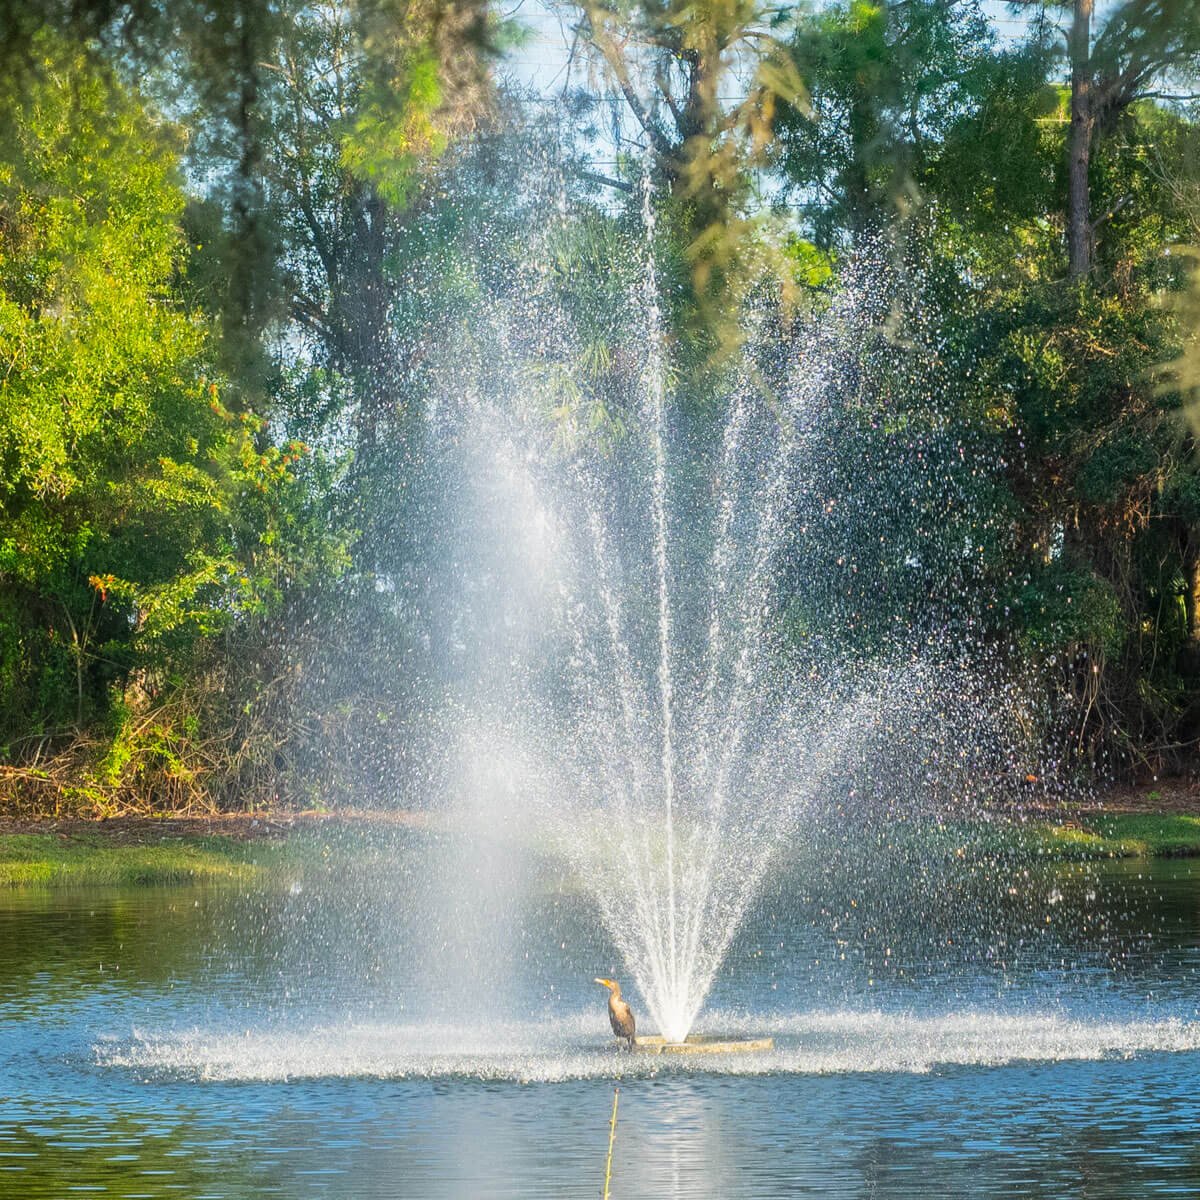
76, 208, 1200, 1188
418, 184, 1035, 1049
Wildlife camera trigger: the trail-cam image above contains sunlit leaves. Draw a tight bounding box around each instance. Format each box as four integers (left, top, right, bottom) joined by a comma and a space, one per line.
0, 38, 346, 755
339, 0, 495, 204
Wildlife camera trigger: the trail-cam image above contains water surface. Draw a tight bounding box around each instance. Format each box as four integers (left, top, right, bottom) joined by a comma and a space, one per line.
3, 838, 1200, 1197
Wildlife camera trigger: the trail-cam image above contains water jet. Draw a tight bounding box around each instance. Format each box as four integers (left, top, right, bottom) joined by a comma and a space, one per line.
423, 220, 1038, 1052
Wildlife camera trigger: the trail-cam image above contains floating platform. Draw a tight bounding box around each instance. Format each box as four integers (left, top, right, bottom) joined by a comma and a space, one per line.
633, 1035, 773, 1055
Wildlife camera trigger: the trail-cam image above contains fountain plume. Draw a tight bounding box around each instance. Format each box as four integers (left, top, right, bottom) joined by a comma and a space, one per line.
417, 214, 1036, 1044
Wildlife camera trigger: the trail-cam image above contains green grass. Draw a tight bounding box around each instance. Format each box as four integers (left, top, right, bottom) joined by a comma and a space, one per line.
994, 815, 1200, 859
887, 814, 1200, 863
0, 832, 303, 888
4, 810, 1200, 890
1084, 814, 1200, 857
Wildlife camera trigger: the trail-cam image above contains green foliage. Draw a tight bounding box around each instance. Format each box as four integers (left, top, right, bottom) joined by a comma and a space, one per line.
929, 96, 1200, 772
783, 236, 835, 288
1, 0, 1199, 814
339, 0, 500, 206
343, 49, 447, 207
0, 37, 347, 810
0, 38, 208, 730
775, 0, 1005, 249
566, 0, 812, 357
1008, 564, 1126, 659
772, 0, 1200, 773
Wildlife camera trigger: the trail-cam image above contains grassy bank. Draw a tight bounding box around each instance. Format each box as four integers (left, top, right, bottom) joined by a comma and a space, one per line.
3, 810, 1200, 890
0, 831, 305, 888
1028, 814, 1200, 859
0, 812, 437, 888
900, 813, 1200, 862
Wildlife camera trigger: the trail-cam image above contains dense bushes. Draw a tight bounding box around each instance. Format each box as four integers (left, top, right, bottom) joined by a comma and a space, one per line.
0, 40, 345, 812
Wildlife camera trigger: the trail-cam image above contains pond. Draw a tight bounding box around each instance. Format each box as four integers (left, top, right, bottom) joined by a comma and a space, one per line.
3, 835, 1200, 1198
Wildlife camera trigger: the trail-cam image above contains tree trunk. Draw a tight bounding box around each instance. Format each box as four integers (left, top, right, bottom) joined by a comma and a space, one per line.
1177, 538, 1200, 681
351, 195, 393, 459
1068, 0, 1093, 277
1186, 546, 1200, 648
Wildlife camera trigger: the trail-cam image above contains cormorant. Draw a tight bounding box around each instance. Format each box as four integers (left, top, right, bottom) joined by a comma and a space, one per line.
595, 977, 636, 1046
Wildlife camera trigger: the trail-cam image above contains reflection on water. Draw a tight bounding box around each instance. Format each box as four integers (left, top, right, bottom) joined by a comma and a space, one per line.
2, 838, 1200, 1197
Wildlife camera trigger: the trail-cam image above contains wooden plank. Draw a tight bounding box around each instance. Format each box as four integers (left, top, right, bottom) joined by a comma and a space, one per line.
632, 1036, 773, 1054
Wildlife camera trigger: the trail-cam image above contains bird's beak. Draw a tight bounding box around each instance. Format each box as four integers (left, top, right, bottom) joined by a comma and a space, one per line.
594, 977, 612, 989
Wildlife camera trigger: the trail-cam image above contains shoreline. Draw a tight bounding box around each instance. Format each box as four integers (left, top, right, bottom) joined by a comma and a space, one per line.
2, 787, 1200, 889
0, 809, 438, 888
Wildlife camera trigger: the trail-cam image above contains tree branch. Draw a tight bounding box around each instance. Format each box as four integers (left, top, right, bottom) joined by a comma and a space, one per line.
1090, 191, 1134, 231
582, 7, 677, 161
291, 297, 333, 340
579, 170, 634, 193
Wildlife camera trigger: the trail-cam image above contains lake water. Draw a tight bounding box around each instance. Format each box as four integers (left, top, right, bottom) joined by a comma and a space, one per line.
3, 831, 1200, 1197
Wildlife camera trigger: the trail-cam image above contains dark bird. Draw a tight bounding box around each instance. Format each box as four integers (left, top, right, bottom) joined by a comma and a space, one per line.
595, 977, 636, 1046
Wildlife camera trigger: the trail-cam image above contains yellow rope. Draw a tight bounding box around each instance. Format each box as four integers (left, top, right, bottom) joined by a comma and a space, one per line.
603, 1086, 620, 1200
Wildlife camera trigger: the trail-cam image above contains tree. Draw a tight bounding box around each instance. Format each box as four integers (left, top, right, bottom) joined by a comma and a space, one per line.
927, 86, 1200, 772
0, 0, 498, 408
771, 1, 1200, 774
774, 0, 1002, 252
0, 37, 340, 808
1056, 0, 1200, 276
556, 0, 808, 347
239, 0, 498, 454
